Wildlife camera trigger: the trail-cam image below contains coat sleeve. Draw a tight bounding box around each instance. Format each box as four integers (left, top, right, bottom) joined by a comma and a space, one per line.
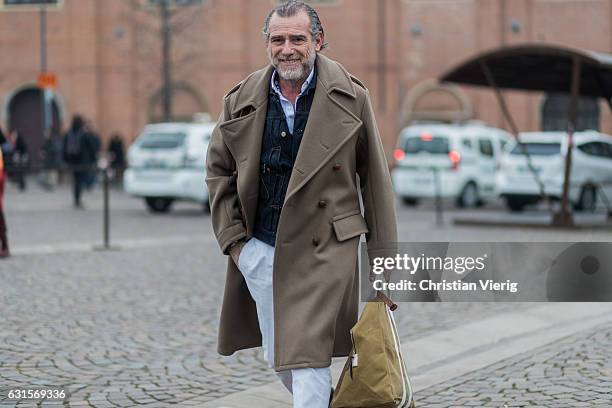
206, 97, 247, 255
356, 89, 398, 256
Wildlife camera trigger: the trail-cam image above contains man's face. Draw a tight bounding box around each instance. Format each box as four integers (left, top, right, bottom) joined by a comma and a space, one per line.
267, 10, 323, 81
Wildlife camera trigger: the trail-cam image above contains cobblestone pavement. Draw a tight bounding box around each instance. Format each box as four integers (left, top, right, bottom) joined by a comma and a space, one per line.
417, 322, 612, 407
0, 184, 609, 406
0, 243, 532, 407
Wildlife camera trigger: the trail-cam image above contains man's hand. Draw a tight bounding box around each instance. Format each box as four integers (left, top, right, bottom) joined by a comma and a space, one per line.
229, 240, 245, 267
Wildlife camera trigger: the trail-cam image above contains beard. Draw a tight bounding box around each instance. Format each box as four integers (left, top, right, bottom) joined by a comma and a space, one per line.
270, 47, 316, 82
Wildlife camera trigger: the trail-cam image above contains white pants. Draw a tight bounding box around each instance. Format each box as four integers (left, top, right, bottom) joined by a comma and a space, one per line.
238, 237, 332, 408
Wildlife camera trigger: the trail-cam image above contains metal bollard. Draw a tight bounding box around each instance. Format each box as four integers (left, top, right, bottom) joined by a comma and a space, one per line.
432, 166, 443, 226
94, 162, 120, 251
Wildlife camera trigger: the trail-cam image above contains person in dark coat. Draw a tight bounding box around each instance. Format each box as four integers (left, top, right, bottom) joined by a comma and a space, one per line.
82, 120, 100, 190
5, 130, 29, 191
62, 115, 92, 208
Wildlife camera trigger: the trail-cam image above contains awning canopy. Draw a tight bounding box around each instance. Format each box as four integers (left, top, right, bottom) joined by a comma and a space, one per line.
440, 44, 612, 99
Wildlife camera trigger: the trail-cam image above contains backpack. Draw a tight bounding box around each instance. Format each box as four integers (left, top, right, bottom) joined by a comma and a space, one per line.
64, 131, 83, 163
331, 293, 415, 408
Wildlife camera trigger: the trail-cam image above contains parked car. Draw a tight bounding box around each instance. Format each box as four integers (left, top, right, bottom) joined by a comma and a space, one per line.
123, 121, 214, 213
497, 131, 612, 212
391, 122, 513, 207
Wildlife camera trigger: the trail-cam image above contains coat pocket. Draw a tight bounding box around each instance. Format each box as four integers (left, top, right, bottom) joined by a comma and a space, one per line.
332, 210, 369, 242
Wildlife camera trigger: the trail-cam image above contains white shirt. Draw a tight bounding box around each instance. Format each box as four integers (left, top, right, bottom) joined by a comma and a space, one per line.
270, 67, 315, 134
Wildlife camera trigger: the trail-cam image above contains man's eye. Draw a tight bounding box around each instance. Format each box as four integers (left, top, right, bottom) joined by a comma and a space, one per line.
272, 38, 284, 44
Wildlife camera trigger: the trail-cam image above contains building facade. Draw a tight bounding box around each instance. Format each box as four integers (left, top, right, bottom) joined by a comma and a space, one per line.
0, 0, 610, 166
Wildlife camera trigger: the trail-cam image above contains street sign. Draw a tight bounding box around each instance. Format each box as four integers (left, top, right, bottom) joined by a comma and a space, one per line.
38, 72, 57, 89
4, 0, 58, 5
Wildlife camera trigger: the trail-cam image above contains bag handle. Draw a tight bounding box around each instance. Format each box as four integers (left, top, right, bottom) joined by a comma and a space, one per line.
375, 290, 397, 311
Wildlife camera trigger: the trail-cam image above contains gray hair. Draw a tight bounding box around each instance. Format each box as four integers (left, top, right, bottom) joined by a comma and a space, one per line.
262, 1, 328, 50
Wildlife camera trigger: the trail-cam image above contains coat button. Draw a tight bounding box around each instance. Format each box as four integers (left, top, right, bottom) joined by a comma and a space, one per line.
312, 237, 319, 246
281, 131, 287, 138
318, 200, 327, 208
333, 163, 341, 170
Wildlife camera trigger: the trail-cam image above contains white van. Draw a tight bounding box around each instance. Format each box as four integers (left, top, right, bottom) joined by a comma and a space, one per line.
497, 131, 612, 212
391, 122, 513, 207
123, 122, 215, 213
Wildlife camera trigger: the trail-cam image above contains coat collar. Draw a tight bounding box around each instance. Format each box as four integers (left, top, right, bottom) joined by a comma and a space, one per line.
229, 53, 357, 116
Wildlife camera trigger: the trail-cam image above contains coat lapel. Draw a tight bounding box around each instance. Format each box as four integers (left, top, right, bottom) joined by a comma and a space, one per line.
219, 65, 273, 234
218, 55, 362, 221
285, 54, 362, 202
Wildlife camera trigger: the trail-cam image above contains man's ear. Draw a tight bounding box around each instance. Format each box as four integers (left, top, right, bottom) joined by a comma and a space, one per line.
314, 33, 324, 51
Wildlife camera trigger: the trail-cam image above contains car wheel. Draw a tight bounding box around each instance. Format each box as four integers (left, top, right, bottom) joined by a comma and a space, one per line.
145, 197, 174, 213
457, 182, 479, 208
402, 197, 419, 206
576, 185, 597, 212
506, 197, 527, 212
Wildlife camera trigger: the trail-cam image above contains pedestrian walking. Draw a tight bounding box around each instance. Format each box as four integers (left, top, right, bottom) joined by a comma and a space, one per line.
83, 121, 101, 190
6, 129, 29, 191
206, 2, 397, 406
0, 128, 10, 258
62, 115, 93, 208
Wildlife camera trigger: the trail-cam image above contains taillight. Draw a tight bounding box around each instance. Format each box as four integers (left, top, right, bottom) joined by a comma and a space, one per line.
449, 150, 461, 170
393, 149, 406, 162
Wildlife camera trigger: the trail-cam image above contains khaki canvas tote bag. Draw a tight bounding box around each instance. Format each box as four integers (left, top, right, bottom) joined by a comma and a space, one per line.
331, 294, 415, 408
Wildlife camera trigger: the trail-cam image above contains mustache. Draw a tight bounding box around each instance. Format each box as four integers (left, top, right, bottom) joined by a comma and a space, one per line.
273, 55, 303, 62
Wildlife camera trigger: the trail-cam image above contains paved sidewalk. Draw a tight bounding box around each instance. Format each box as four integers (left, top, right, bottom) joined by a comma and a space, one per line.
203, 303, 612, 407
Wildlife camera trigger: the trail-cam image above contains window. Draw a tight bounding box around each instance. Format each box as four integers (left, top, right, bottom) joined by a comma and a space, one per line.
510, 143, 561, 156
139, 132, 187, 149
541, 93, 600, 132
478, 139, 494, 157
578, 142, 598, 157
579, 142, 612, 160
604, 143, 612, 160
462, 139, 473, 149
404, 135, 449, 154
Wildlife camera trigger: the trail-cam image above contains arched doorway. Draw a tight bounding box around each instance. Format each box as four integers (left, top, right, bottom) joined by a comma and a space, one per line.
7, 87, 62, 169
399, 79, 473, 128
541, 93, 600, 131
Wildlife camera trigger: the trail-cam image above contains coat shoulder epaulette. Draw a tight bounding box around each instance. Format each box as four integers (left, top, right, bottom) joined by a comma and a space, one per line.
349, 74, 367, 91
224, 81, 243, 99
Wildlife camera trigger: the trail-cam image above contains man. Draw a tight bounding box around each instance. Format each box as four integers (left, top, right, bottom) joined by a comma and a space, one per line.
62, 115, 92, 208
206, 1, 397, 406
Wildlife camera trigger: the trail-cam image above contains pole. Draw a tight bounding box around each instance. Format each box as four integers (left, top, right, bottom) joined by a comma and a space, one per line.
480, 60, 554, 215
103, 166, 110, 249
40, 4, 50, 140
432, 166, 443, 226
377, 0, 386, 112
160, 0, 172, 122
553, 57, 581, 228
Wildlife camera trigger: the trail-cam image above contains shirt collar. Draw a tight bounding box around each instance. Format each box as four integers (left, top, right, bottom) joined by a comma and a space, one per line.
270, 66, 316, 98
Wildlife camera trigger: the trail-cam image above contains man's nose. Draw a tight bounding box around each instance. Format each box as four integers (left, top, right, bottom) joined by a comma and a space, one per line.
282, 39, 294, 54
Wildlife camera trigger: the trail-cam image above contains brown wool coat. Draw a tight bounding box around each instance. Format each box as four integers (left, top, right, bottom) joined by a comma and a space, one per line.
206, 53, 397, 371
